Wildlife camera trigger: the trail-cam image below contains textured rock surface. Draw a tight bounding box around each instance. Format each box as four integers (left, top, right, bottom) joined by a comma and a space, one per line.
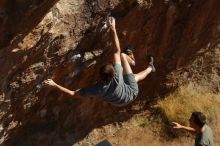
0, 0, 220, 145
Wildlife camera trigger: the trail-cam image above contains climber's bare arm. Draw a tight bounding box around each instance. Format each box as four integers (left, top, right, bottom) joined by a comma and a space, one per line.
44, 79, 83, 98
108, 17, 121, 65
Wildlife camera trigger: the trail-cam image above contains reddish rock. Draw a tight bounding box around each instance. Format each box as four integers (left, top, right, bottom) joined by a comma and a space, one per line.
0, 0, 220, 145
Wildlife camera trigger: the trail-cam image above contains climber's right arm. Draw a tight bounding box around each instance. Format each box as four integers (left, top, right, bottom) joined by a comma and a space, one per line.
44, 79, 81, 98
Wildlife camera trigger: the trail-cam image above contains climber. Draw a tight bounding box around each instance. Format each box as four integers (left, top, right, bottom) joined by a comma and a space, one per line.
172, 112, 214, 146
44, 17, 156, 106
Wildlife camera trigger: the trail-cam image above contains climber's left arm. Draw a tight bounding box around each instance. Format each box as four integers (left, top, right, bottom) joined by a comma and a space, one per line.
108, 17, 121, 65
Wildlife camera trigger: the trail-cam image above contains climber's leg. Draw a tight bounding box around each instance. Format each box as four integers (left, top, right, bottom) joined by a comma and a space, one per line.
134, 56, 155, 82
121, 53, 133, 74
134, 67, 152, 82
121, 53, 138, 99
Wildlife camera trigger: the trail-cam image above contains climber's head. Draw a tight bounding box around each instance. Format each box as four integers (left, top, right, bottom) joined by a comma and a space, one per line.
99, 64, 115, 83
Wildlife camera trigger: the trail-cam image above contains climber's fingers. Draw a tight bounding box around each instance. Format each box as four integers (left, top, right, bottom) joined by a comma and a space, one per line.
44, 79, 56, 86
108, 16, 115, 29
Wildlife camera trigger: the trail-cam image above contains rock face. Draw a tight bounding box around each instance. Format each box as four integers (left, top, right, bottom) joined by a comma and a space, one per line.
0, 0, 220, 145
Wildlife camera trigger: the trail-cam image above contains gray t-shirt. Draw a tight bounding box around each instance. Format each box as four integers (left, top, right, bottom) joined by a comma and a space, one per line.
195, 125, 214, 146
80, 64, 138, 106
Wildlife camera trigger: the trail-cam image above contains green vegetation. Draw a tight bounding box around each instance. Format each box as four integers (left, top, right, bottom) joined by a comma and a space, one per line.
158, 84, 219, 126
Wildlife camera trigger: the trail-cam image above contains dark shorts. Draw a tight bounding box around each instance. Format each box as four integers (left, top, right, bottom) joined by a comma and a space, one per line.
80, 64, 139, 107
123, 73, 139, 97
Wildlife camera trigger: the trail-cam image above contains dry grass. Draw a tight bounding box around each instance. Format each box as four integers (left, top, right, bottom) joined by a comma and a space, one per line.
158, 83, 219, 126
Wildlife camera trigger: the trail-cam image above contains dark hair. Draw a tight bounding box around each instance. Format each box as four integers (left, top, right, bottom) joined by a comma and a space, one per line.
191, 112, 206, 128
99, 64, 115, 83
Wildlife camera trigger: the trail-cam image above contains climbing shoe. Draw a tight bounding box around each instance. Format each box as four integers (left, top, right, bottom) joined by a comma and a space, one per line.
146, 55, 156, 72
123, 48, 133, 55
123, 48, 135, 66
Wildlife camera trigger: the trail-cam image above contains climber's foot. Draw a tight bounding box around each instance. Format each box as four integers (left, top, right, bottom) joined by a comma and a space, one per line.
123, 48, 135, 66
146, 55, 156, 72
